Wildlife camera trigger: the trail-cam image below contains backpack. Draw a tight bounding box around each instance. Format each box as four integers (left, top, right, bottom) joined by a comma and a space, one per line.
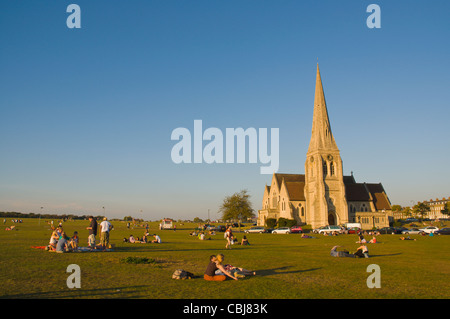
172, 269, 194, 280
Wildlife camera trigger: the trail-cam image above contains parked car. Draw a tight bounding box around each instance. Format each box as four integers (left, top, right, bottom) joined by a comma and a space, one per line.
313, 225, 343, 234
346, 227, 361, 234
435, 228, 450, 235
419, 226, 439, 234
378, 227, 402, 234
290, 225, 303, 233
263, 228, 274, 233
244, 226, 266, 233
272, 227, 291, 234
405, 218, 419, 223
215, 225, 226, 232
401, 228, 421, 235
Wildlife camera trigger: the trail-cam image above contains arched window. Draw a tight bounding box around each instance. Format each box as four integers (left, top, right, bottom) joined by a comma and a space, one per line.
323, 160, 328, 177
330, 162, 335, 176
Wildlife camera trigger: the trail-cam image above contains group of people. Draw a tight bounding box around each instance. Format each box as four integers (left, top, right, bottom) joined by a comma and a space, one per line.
124, 233, 161, 244
47, 226, 79, 253
224, 226, 250, 248
46, 216, 113, 252
357, 234, 379, 244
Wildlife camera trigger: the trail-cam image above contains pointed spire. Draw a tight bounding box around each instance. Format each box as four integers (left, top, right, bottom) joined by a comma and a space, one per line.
307, 64, 339, 153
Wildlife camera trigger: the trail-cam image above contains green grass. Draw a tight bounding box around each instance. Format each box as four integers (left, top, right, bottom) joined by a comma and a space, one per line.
1, 219, 449, 299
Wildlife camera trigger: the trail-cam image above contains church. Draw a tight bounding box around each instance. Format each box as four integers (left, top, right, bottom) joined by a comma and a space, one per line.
257, 65, 392, 230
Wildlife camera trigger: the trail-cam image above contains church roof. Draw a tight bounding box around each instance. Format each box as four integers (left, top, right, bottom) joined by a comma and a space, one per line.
366, 183, 392, 211
345, 183, 372, 201
284, 181, 306, 201
344, 180, 392, 211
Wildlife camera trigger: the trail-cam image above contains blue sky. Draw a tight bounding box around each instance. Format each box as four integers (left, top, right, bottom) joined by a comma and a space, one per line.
1, 1, 449, 220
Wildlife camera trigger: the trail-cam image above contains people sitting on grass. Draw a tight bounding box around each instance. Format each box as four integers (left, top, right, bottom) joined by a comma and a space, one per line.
357, 234, 367, 243
354, 245, 370, 258
198, 232, 211, 240
48, 229, 60, 251
204, 254, 238, 281
400, 236, 417, 241
369, 236, 378, 244
330, 245, 354, 257
55, 232, 71, 253
152, 234, 161, 243
69, 231, 79, 250
241, 236, 250, 245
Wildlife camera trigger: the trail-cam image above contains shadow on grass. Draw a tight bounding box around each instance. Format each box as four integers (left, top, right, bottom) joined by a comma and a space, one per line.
256, 266, 321, 277
0, 285, 151, 299
367, 253, 402, 258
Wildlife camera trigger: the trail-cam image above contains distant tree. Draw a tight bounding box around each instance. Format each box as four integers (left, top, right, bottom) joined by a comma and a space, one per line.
265, 218, 277, 229
413, 202, 430, 220
193, 217, 203, 223
218, 190, 255, 223
391, 205, 403, 219
402, 206, 412, 219
441, 202, 450, 217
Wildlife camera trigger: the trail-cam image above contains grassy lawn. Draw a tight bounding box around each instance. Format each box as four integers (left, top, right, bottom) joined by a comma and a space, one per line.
1, 218, 449, 299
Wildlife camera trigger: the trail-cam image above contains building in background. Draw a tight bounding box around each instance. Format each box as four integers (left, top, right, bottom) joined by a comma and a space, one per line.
257, 65, 392, 230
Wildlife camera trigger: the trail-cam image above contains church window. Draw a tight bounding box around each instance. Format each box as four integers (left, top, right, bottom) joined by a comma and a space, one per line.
330, 162, 335, 176
301, 207, 304, 217
322, 160, 327, 176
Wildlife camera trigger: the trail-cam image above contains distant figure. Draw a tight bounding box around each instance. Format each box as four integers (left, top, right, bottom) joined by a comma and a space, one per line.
99, 217, 113, 250
152, 234, 161, 243
56, 232, 71, 253
70, 231, 79, 250
241, 236, 250, 245
225, 227, 233, 249
330, 246, 354, 258
86, 216, 98, 248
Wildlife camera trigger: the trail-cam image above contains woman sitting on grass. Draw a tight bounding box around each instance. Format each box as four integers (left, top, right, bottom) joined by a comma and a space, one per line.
204, 254, 238, 281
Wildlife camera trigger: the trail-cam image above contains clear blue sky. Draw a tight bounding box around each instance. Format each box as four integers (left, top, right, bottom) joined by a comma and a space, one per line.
1, 0, 449, 220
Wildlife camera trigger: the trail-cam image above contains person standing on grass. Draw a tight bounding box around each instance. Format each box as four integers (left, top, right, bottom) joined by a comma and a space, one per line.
225, 226, 233, 249
99, 217, 113, 250
86, 216, 98, 249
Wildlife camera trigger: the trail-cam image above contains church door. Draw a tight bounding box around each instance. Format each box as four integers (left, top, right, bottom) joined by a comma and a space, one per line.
328, 212, 336, 225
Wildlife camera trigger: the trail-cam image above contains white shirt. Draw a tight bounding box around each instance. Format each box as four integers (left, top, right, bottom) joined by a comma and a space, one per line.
100, 220, 112, 232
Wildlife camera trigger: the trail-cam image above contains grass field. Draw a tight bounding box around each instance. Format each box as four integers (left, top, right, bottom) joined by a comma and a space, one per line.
1, 218, 449, 299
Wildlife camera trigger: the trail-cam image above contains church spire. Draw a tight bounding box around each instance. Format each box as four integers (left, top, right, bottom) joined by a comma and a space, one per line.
307, 64, 339, 154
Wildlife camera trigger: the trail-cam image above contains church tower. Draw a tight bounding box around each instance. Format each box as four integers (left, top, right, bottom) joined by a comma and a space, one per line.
304, 64, 348, 228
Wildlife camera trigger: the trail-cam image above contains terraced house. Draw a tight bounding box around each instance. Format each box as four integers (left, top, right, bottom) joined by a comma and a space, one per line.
257, 65, 392, 230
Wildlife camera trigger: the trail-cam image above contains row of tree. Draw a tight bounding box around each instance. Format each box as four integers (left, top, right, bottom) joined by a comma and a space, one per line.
391, 201, 450, 220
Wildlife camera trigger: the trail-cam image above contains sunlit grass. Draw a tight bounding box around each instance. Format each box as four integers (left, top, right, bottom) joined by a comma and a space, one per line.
0, 219, 449, 299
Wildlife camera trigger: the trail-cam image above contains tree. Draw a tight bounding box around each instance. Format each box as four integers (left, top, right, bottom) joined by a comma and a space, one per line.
391, 205, 402, 219
441, 202, 450, 217
413, 202, 430, 220
218, 190, 255, 225
402, 206, 412, 219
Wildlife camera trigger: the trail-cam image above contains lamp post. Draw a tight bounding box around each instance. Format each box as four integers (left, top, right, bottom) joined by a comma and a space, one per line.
39, 207, 43, 226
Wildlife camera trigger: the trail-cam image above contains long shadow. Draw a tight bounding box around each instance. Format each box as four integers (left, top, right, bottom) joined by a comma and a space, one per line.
367, 253, 402, 258
255, 266, 321, 277
0, 285, 151, 299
